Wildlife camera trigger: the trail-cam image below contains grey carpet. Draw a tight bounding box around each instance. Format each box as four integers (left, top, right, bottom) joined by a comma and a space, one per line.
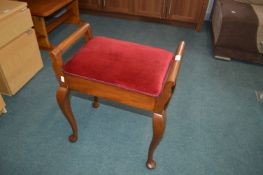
0, 14, 263, 175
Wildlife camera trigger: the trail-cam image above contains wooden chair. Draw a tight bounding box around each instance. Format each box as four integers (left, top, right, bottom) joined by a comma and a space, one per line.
49, 22, 185, 169
22, 0, 80, 50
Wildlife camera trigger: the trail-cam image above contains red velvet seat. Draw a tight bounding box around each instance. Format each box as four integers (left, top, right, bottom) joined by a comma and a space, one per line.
63, 36, 174, 97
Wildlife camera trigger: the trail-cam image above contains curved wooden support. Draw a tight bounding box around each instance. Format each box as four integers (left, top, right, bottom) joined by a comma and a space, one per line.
56, 86, 78, 142
49, 22, 92, 83
92, 96, 100, 108
154, 82, 174, 113
146, 111, 166, 169
154, 41, 185, 113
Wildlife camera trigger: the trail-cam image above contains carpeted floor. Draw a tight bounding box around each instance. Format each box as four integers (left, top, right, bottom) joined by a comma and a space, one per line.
0, 14, 263, 175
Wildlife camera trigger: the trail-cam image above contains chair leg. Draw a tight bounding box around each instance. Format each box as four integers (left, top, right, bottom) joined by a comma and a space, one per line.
146, 111, 166, 169
92, 96, 100, 108
56, 86, 78, 142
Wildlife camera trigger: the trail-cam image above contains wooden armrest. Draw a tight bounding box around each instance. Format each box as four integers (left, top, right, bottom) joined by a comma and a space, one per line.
155, 41, 185, 112
50, 22, 92, 57
175, 41, 185, 58
167, 41, 185, 84
49, 22, 92, 82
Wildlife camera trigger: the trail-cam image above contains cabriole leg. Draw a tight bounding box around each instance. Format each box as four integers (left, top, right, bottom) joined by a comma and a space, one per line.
146, 111, 166, 169
56, 86, 78, 142
92, 96, 100, 108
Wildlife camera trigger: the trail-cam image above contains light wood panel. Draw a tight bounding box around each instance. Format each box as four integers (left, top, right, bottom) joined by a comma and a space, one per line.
0, 1, 43, 96
0, 1, 27, 20
0, 30, 43, 95
0, 8, 32, 48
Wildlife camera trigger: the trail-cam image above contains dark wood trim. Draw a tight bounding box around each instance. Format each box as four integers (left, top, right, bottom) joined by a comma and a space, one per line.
79, 0, 208, 31
195, 0, 209, 32
80, 9, 196, 29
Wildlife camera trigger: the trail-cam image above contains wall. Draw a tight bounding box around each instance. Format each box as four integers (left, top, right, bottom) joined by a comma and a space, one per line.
205, 0, 215, 20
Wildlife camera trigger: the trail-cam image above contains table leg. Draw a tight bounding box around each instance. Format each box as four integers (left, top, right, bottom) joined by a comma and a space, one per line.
32, 16, 53, 50
67, 0, 80, 24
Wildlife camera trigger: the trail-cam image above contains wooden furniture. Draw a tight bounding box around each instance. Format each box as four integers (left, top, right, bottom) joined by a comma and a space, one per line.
0, 0, 43, 96
21, 0, 81, 50
79, 0, 208, 31
0, 95, 7, 115
49, 22, 185, 169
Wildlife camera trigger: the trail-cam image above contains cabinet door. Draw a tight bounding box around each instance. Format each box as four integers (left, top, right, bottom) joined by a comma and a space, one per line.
79, 0, 101, 10
134, 0, 166, 18
166, 0, 204, 23
102, 0, 134, 14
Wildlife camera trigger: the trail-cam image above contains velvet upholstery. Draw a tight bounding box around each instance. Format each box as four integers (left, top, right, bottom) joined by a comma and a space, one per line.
63, 36, 174, 97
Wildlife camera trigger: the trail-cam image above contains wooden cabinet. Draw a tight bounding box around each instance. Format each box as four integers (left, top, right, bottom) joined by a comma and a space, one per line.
0, 29, 43, 95
79, 0, 208, 31
79, 0, 100, 10
102, 0, 134, 14
0, 7, 33, 48
134, 0, 165, 18
0, 1, 43, 95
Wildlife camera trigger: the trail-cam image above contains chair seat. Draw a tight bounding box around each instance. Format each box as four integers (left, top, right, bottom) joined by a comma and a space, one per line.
63, 36, 174, 97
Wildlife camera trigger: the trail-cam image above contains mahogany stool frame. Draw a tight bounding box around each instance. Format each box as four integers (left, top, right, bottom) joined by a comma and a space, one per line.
49, 22, 185, 169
